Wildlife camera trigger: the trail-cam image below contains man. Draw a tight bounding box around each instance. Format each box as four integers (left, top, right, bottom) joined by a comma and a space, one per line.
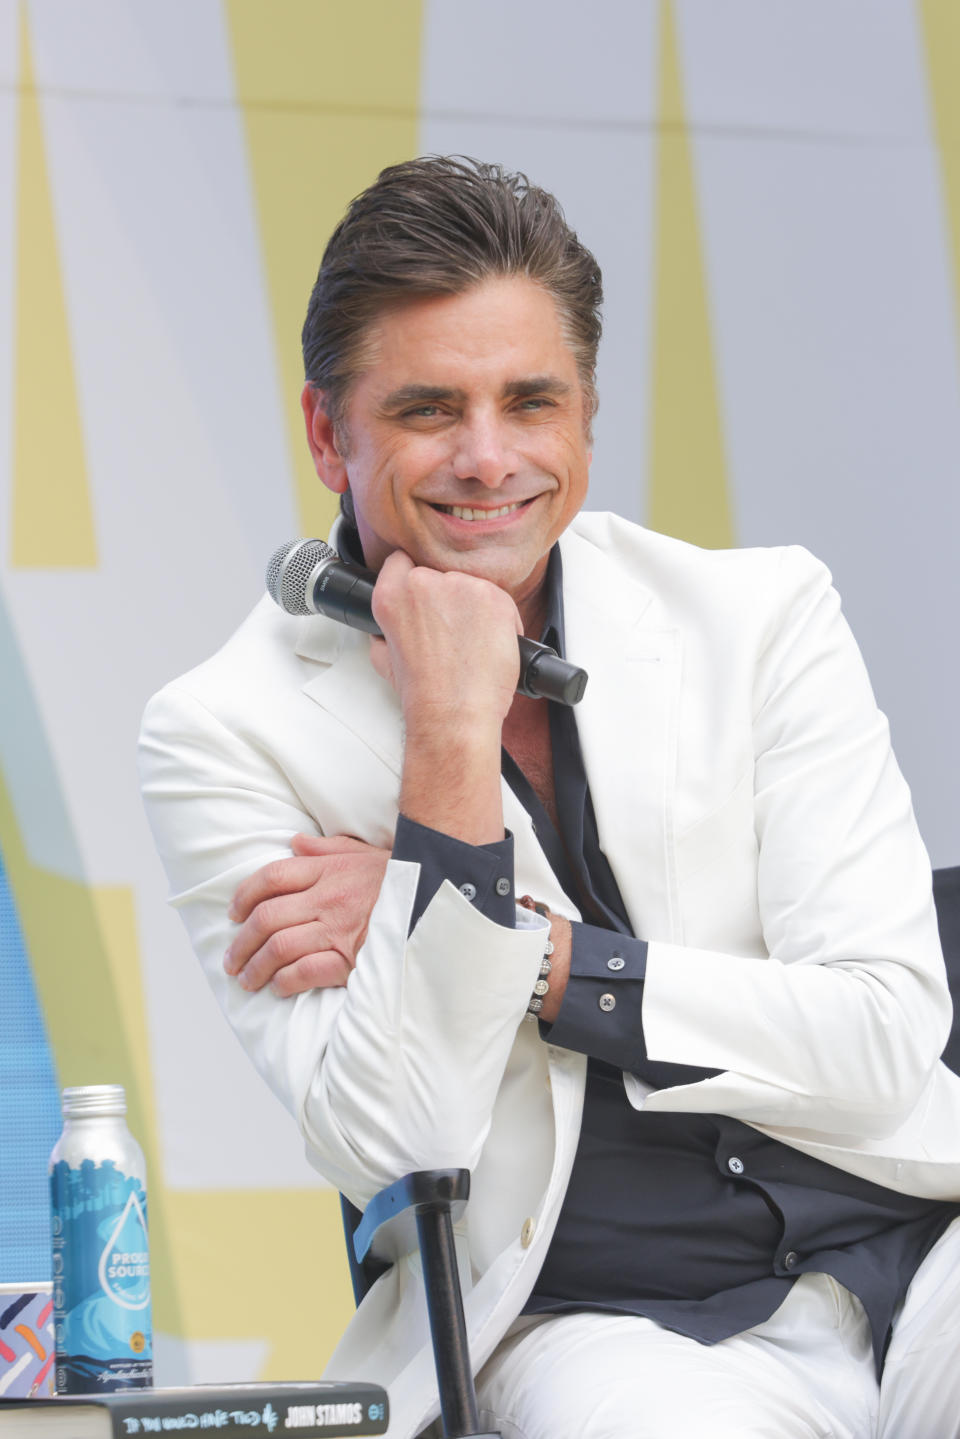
140, 157, 960, 1438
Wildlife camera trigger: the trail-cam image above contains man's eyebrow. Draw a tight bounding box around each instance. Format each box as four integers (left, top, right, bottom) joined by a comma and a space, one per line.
502, 375, 573, 400
380, 384, 466, 410
380, 377, 574, 411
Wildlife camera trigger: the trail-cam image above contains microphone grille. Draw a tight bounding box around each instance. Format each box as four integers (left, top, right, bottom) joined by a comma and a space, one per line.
265, 538, 337, 615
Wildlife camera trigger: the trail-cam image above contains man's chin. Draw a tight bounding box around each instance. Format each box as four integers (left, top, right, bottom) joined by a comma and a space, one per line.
439, 550, 545, 602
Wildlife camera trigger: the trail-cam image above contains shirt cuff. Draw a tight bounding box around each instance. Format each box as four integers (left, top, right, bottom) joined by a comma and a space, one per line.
393, 814, 517, 933
543, 921, 723, 1086
543, 923, 649, 1071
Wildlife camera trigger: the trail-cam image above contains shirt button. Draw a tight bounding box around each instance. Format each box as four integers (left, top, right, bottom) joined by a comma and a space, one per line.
521, 1217, 536, 1248
459, 882, 477, 901
783, 1251, 799, 1270
495, 877, 511, 896
599, 993, 616, 1012
727, 1156, 744, 1175
607, 956, 625, 971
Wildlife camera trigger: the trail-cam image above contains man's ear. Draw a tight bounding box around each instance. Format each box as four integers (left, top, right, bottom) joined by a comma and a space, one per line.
301, 384, 349, 495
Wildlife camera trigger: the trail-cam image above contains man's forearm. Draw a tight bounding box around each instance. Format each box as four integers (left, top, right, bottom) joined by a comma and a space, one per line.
400, 715, 505, 845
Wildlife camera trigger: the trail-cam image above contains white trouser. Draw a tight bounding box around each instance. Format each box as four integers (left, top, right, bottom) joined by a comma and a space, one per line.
473, 1217, 960, 1439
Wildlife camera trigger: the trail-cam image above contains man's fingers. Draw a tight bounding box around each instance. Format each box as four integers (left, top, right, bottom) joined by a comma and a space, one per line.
289, 832, 374, 857
233, 921, 345, 991
368, 635, 393, 687
226, 840, 391, 977
230, 836, 386, 921
229, 855, 327, 924
269, 951, 352, 999
225, 890, 326, 973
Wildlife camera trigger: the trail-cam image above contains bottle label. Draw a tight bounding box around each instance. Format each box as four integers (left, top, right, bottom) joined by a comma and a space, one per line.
51, 1159, 152, 1393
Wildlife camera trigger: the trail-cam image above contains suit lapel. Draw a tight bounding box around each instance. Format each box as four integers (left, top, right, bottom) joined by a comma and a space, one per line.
295, 618, 404, 778
559, 527, 682, 945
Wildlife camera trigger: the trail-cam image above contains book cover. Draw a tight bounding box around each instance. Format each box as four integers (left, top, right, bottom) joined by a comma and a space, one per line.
0, 1379, 388, 1437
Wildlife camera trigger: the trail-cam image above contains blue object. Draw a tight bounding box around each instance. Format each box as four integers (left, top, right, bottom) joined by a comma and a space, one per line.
0, 847, 61, 1283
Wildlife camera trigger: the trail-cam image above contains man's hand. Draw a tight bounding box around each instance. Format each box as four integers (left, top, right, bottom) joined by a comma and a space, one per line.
370, 550, 521, 845
223, 833, 390, 997
370, 549, 522, 729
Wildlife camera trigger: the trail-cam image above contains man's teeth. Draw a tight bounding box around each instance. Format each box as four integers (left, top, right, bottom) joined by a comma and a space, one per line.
439, 502, 525, 521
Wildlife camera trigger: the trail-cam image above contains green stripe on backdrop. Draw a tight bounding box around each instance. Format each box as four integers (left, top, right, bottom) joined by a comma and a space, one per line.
648, 0, 734, 549
224, 0, 422, 541
919, 2, 960, 361
11, 4, 97, 568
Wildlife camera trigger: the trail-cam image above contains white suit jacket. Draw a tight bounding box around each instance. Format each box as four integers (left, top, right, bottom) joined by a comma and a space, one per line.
140, 511, 960, 1438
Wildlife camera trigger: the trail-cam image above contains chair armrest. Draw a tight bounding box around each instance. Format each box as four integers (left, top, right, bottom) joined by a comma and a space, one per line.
348, 1169, 500, 1439
353, 1168, 470, 1265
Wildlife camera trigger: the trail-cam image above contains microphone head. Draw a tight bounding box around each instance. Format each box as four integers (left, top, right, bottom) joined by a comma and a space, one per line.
265, 538, 337, 615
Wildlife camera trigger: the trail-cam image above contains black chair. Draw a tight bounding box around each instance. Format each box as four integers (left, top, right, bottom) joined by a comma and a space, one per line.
934, 866, 960, 1073
342, 1170, 499, 1439
342, 865, 960, 1438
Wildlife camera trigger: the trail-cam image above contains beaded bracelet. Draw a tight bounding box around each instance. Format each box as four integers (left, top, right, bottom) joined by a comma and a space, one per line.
519, 895, 554, 1022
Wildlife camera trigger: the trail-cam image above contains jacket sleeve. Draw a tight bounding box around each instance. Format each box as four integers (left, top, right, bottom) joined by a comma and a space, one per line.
639, 545, 951, 1139
138, 684, 548, 1206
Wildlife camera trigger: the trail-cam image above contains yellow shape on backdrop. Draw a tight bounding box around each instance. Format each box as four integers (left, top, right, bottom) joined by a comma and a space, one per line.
0, 768, 180, 1335
225, 0, 422, 540
165, 1189, 355, 1378
919, 3, 960, 344
11, 4, 97, 568
648, 0, 734, 548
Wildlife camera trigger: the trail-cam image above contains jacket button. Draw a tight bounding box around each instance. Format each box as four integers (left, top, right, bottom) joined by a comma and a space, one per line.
459, 882, 477, 901
521, 1218, 536, 1248
495, 877, 511, 896
607, 956, 625, 971
727, 1156, 744, 1175
599, 993, 616, 1012
783, 1251, 799, 1270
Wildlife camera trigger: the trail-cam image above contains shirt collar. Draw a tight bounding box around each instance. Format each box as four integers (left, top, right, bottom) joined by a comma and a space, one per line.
541, 544, 566, 657
335, 515, 367, 569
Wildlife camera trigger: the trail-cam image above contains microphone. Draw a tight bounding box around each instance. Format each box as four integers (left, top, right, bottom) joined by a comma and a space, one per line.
266, 538, 589, 707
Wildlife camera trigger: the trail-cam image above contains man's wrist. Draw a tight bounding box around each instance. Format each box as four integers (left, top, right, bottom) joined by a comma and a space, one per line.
400, 727, 505, 845
518, 898, 571, 1023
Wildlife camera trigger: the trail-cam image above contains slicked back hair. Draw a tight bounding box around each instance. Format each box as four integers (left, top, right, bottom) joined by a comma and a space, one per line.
301, 155, 604, 444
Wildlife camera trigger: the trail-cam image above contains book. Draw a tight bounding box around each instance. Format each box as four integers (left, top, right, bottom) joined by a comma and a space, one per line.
0, 1380, 389, 1437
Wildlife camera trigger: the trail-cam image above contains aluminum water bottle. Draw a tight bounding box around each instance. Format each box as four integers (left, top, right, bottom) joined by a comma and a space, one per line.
49, 1084, 153, 1393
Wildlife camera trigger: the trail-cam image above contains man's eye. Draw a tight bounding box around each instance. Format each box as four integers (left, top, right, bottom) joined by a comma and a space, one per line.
403, 405, 442, 419
518, 397, 552, 412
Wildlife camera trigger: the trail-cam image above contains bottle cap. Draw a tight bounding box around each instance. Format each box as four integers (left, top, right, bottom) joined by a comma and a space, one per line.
61, 1085, 127, 1117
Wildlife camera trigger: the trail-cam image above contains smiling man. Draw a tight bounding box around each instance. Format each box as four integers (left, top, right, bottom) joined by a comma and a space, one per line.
140, 158, 960, 1439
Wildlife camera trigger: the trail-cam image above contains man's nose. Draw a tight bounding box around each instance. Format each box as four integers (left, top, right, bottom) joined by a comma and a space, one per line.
451, 415, 515, 487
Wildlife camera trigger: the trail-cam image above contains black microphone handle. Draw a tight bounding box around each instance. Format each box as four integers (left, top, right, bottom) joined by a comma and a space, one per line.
517, 637, 588, 707
308, 561, 588, 706
311, 561, 380, 634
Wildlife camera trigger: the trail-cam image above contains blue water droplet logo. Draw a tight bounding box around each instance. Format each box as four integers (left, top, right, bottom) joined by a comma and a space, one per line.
96, 1192, 150, 1311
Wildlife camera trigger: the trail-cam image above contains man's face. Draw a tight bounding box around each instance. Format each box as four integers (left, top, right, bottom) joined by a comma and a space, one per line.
306, 276, 591, 620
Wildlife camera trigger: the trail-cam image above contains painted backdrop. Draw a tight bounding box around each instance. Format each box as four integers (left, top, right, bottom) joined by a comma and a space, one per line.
1, 0, 958, 1383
